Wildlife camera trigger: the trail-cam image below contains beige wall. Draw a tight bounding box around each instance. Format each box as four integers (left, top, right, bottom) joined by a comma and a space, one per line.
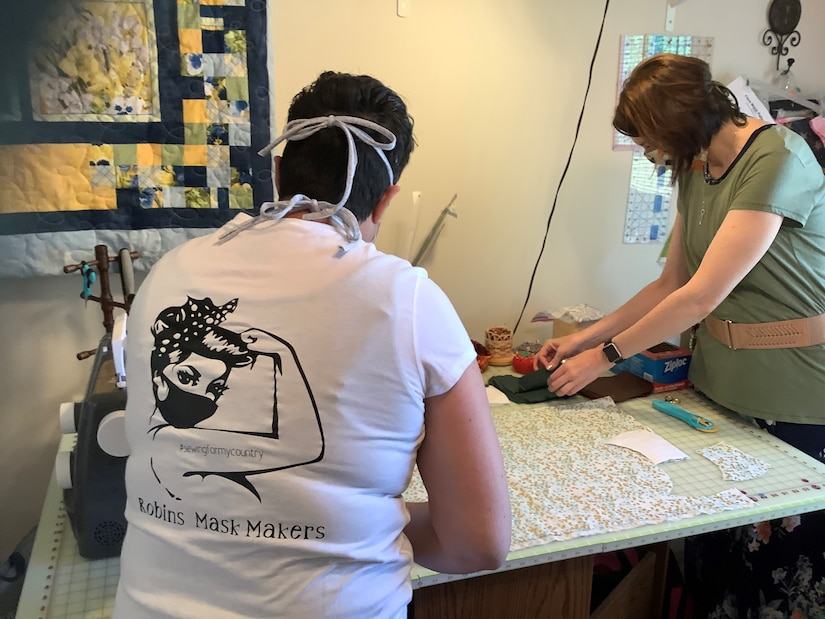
1, 0, 823, 558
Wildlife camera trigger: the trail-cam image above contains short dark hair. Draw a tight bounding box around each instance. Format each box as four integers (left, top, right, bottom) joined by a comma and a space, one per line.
277, 71, 415, 221
613, 54, 746, 182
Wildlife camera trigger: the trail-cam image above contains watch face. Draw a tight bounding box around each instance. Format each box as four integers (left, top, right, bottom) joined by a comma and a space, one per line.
603, 342, 622, 364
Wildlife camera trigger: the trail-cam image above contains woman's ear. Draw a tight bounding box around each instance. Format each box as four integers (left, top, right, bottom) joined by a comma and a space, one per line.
359, 184, 400, 243
274, 155, 282, 194
372, 184, 401, 224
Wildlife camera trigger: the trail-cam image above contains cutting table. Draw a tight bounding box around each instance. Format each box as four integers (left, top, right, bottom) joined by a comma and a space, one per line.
16, 377, 825, 619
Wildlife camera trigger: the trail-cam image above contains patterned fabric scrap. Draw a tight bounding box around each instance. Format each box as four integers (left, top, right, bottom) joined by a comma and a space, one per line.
698, 441, 771, 481
404, 400, 754, 550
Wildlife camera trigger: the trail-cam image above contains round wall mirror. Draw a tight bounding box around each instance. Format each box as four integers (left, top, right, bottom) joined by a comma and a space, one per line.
763, 0, 802, 69
768, 0, 801, 35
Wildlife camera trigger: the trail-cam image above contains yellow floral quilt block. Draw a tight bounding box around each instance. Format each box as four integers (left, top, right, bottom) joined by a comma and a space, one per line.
183, 99, 208, 124
183, 145, 208, 167
137, 143, 162, 167
0, 144, 116, 213
178, 28, 203, 54
30, 1, 159, 122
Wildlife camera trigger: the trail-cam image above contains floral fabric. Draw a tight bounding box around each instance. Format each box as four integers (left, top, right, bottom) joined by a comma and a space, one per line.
405, 399, 754, 549
698, 442, 772, 482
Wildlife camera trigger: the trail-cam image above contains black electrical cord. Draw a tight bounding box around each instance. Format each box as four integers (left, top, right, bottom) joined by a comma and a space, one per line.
512, 0, 612, 337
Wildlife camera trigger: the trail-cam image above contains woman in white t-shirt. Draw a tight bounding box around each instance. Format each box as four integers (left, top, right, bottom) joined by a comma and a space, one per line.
114, 71, 511, 619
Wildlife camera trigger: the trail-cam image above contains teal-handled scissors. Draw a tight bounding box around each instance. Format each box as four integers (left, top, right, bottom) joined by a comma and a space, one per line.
652, 397, 717, 432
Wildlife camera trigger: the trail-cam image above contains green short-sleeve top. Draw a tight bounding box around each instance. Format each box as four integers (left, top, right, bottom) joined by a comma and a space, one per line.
677, 123, 825, 424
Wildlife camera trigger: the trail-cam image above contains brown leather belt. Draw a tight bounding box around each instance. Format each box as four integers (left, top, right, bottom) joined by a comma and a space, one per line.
704, 314, 825, 350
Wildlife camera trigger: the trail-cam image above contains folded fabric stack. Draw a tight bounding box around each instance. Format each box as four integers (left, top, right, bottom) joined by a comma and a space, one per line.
488, 368, 565, 404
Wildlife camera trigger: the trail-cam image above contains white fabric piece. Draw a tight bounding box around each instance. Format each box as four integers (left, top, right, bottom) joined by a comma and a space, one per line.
698, 441, 772, 481
486, 385, 512, 405
607, 429, 690, 465
114, 214, 475, 619
550, 304, 604, 322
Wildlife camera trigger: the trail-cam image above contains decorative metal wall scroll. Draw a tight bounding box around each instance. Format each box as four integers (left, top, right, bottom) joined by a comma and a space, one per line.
762, 0, 802, 70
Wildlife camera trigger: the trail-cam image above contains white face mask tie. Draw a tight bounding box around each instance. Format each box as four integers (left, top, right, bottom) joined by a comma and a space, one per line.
218, 115, 397, 252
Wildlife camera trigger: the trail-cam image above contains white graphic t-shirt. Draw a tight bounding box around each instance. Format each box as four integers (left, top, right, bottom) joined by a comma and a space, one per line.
113, 215, 475, 619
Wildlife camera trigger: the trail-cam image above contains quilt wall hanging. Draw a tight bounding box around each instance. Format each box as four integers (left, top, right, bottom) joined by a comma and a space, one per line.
0, 0, 272, 277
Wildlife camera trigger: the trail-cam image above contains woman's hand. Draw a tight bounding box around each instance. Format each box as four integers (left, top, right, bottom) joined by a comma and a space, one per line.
546, 347, 612, 396
534, 333, 587, 371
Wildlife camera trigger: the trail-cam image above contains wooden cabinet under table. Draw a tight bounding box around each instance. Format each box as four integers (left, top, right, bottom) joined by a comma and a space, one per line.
413, 542, 669, 619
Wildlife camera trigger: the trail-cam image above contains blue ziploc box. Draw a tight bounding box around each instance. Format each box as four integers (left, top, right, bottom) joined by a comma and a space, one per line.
610, 342, 692, 384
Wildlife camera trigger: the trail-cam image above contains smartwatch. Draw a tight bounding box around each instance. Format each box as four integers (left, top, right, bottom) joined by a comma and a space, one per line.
602, 340, 624, 364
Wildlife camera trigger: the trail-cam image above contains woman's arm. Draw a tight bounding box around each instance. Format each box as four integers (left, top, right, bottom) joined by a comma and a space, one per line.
549, 209, 783, 396
404, 362, 511, 574
536, 214, 691, 370
611, 209, 783, 359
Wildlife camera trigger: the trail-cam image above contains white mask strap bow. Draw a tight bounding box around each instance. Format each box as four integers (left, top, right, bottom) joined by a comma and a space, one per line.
219, 115, 396, 253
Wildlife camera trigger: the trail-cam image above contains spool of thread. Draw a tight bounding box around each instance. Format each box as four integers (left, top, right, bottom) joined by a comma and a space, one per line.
485, 326, 514, 366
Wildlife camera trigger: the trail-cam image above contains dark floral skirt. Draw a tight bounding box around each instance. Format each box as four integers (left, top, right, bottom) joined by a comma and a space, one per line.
684, 419, 825, 619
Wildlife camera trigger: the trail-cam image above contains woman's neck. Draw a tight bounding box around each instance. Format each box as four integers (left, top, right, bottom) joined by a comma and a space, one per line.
705, 116, 768, 175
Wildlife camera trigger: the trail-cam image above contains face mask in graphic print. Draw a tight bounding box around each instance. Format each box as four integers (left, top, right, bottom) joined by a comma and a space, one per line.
644, 148, 673, 169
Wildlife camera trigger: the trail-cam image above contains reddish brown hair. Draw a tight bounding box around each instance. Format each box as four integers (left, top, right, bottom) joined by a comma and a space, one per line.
613, 54, 746, 182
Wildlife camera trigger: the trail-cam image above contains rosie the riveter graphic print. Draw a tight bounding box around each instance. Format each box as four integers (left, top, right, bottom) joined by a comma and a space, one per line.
145, 296, 324, 501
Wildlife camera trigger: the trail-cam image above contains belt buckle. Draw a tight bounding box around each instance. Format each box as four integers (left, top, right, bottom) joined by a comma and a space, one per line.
725, 319, 737, 350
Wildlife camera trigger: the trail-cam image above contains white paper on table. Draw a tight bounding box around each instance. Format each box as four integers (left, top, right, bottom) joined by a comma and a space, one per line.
606, 430, 689, 464
486, 385, 511, 405
727, 76, 773, 122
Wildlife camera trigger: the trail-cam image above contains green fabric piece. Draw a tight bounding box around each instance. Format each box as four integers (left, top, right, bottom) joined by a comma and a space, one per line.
518, 367, 555, 391
678, 124, 825, 424
177, 4, 200, 29
488, 369, 564, 404
184, 123, 208, 145
112, 143, 137, 166
224, 76, 249, 101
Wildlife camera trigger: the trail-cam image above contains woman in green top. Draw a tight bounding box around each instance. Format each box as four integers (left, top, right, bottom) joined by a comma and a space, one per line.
536, 53, 825, 616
